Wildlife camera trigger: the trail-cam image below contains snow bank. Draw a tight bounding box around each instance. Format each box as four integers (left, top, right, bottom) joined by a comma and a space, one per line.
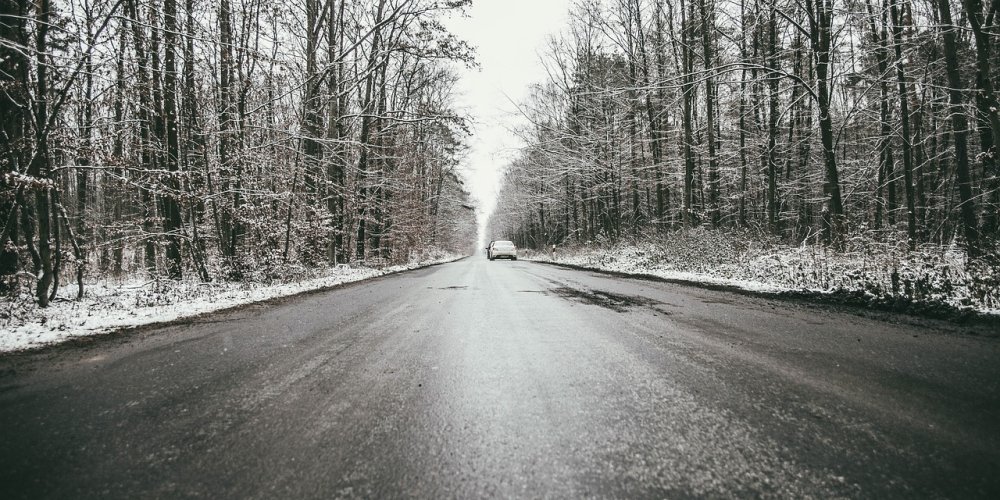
0, 252, 464, 353
530, 229, 1000, 317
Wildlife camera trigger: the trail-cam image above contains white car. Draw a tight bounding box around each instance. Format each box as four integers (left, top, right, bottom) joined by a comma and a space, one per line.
488, 240, 517, 261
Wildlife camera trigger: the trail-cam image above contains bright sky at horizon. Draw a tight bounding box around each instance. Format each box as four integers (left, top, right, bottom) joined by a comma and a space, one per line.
443, 0, 571, 244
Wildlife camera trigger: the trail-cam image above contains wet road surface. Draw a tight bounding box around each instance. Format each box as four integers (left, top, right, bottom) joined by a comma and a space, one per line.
1, 258, 999, 498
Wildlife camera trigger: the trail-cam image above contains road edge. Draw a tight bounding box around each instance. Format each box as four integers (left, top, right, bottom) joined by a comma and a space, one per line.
0, 256, 468, 358
532, 259, 1000, 337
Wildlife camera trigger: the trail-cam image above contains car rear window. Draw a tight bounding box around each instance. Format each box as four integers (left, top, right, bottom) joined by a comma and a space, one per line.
494, 241, 514, 248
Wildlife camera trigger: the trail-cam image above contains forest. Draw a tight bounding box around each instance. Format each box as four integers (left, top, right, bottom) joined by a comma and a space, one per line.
489, 0, 999, 271
1, 0, 479, 307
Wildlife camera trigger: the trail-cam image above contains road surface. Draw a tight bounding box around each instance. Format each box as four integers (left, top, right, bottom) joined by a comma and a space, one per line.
1, 258, 999, 498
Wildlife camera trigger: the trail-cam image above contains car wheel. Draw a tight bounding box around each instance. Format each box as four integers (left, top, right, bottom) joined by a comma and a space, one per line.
513, 257, 517, 261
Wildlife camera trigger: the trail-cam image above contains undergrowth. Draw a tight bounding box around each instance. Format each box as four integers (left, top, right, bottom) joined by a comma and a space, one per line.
541, 227, 1000, 315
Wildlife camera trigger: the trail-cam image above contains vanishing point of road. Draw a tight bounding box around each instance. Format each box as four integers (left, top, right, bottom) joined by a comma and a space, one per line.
1, 258, 998, 498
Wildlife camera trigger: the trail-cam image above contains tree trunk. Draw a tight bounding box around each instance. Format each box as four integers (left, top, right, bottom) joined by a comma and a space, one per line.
737, 0, 749, 227
110, 21, 126, 275
162, 0, 183, 278
327, 0, 347, 264
865, 0, 894, 230
700, 0, 720, 227
217, 0, 235, 261
74, 7, 93, 295
766, 8, 780, 233
809, 0, 845, 242
936, 0, 979, 254
0, 0, 30, 290
680, 0, 696, 227
31, 0, 54, 306
962, 0, 1000, 240
889, 0, 917, 248
653, 1, 669, 225
301, 0, 323, 262
355, 0, 387, 261
126, 0, 158, 274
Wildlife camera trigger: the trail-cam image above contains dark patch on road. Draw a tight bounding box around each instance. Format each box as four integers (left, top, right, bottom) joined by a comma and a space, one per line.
438, 286, 468, 290
551, 287, 659, 313
701, 297, 737, 305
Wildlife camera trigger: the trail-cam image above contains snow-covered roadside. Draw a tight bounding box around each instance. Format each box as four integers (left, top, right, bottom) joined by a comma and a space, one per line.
538, 253, 791, 294
0, 253, 465, 353
526, 233, 1000, 317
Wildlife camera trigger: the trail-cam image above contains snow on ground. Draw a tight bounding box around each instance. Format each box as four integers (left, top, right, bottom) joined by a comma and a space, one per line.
526, 229, 1000, 317
0, 252, 465, 353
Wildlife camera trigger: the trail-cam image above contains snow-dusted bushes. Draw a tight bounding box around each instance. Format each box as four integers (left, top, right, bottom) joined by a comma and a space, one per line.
538, 227, 999, 315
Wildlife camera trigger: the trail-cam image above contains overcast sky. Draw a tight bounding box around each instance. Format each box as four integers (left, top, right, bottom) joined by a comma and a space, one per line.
444, 0, 571, 238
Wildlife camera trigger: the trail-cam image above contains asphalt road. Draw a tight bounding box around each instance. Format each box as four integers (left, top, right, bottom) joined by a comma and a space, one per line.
1, 258, 999, 498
